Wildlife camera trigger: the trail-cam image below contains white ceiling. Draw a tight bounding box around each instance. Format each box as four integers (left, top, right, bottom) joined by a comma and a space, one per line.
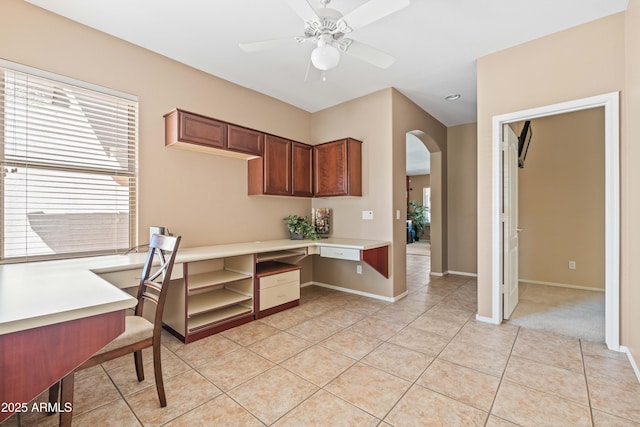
406, 134, 430, 176
25, 0, 627, 126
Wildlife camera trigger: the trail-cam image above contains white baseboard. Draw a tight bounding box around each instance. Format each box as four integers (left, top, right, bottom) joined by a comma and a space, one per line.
306, 281, 400, 302
448, 271, 478, 277
620, 346, 640, 384
519, 279, 605, 292
430, 271, 449, 277
475, 314, 500, 324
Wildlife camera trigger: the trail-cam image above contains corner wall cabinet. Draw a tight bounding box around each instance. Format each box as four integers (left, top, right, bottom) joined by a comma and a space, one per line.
314, 138, 362, 197
163, 255, 255, 343
164, 109, 362, 199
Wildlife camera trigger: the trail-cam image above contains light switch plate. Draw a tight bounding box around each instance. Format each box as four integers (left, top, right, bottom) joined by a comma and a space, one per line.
362, 210, 374, 220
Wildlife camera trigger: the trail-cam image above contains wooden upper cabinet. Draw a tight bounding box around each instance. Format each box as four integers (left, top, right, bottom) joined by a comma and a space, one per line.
164, 109, 262, 159
248, 138, 314, 197
292, 142, 313, 197
227, 125, 264, 157
248, 135, 292, 196
264, 135, 292, 196
313, 138, 362, 197
165, 109, 226, 149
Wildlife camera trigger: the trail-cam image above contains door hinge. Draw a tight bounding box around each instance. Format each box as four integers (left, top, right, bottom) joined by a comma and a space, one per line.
501, 283, 506, 294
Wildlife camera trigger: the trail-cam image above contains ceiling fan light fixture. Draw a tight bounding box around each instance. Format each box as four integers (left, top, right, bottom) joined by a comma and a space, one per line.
311, 42, 340, 70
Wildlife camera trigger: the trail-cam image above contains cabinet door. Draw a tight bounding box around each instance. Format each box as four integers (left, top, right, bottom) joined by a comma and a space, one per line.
264, 135, 292, 195
292, 142, 313, 197
313, 138, 362, 197
314, 139, 348, 197
177, 110, 227, 148
227, 125, 264, 156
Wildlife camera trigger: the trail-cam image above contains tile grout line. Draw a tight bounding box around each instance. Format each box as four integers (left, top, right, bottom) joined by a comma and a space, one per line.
578, 339, 596, 427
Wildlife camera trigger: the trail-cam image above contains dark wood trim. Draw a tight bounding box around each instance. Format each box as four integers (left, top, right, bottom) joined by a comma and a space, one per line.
0, 311, 125, 423
179, 313, 254, 344
256, 300, 299, 319
362, 246, 389, 278
256, 261, 302, 277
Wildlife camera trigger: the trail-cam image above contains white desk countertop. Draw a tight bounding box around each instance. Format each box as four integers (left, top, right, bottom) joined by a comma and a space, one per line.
0, 238, 389, 335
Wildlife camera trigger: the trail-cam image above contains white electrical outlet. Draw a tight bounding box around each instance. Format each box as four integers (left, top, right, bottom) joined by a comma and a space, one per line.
569, 261, 576, 270
362, 210, 374, 220
356, 265, 362, 274
396, 210, 401, 220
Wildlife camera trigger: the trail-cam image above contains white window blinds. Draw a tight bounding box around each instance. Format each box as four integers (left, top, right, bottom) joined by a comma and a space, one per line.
0, 61, 138, 262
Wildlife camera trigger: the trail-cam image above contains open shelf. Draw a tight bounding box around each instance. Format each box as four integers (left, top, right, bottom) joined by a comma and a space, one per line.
187, 305, 252, 332
188, 288, 252, 317
256, 260, 302, 277
256, 249, 307, 263
186, 270, 251, 292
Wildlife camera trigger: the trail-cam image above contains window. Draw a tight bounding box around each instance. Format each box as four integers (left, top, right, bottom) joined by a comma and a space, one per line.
423, 187, 431, 223
0, 60, 138, 262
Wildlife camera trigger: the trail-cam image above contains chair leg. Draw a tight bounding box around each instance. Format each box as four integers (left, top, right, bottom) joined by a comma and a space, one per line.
152, 344, 166, 407
134, 350, 144, 382
47, 382, 59, 416
59, 372, 74, 427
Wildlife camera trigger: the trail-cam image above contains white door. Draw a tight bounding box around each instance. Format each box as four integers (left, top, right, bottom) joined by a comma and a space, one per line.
503, 125, 519, 319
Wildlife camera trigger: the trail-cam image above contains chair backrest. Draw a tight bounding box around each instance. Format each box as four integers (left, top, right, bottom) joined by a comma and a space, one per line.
135, 234, 181, 329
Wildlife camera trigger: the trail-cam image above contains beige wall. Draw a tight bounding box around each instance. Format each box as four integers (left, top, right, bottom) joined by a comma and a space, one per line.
0, 0, 411, 300
476, 14, 625, 322
391, 90, 448, 277
407, 174, 430, 204
447, 123, 477, 274
0, 0, 314, 250
310, 89, 396, 297
517, 109, 605, 290
623, 1, 640, 363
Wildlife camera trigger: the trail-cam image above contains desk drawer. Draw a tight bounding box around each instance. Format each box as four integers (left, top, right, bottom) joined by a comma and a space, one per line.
260, 270, 299, 290
320, 246, 361, 261
260, 281, 300, 311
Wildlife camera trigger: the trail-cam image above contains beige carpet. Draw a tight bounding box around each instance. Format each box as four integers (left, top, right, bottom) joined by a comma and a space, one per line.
506, 282, 605, 342
406, 240, 430, 256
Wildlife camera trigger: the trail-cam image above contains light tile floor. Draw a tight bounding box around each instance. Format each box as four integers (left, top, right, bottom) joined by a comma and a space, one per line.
3, 252, 640, 426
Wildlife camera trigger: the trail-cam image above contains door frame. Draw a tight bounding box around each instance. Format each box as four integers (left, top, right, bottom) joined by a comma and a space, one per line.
489, 92, 620, 350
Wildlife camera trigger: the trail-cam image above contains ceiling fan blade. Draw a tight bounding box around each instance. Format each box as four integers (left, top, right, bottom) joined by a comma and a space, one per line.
343, 40, 396, 69
339, 0, 410, 31
239, 38, 296, 53
286, 0, 320, 24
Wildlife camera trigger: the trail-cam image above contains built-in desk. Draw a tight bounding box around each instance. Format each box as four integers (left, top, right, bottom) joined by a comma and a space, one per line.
0, 237, 389, 419
157, 238, 389, 343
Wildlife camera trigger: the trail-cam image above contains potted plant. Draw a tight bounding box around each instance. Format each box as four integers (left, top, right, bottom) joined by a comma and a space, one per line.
283, 215, 319, 240
407, 200, 428, 240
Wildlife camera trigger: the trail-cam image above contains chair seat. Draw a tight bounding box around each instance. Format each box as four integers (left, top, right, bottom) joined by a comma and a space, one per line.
95, 316, 153, 355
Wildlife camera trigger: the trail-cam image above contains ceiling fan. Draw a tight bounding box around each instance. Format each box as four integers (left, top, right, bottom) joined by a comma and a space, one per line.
239, 0, 410, 74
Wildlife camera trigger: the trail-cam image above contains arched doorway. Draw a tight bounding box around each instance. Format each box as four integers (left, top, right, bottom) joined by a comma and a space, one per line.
406, 130, 445, 277
406, 133, 431, 273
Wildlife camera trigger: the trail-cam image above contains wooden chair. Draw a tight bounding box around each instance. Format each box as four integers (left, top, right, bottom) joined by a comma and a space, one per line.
49, 234, 181, 426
